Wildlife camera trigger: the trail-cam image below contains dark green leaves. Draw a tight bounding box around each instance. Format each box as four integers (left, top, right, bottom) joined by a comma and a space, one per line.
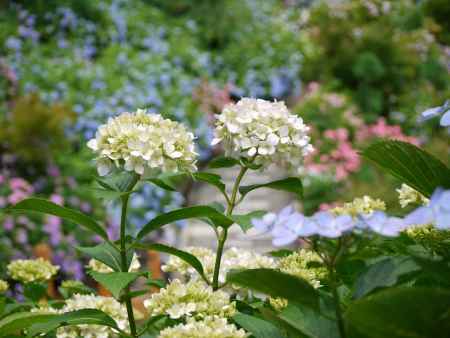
208, 156, 240, 169
23, 283, 47, 303
353, 257, 420, 299
232, 210, 266, 232
239, 178, 303, 199
146, 172, 187, 191
227, 269, 318, 309
345, 287, 450, 338
136, 206, 234, 240
89, 271, 141, 299
134, 243, 208, 283
27, 309, 120, 336
0, 312, 57, 337
278, 304, 339, 338
233, 313, 285, 338
193, 172, 226, 194
6, 198, 108, 240
76, 242, 123, 272
361, 140, 450, 197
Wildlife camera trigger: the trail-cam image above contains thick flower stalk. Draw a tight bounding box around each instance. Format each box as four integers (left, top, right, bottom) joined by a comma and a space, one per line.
87, 109, 198, 176
158, 316, 248, 338
7, 258, 59, 283
143, 279, 236, 319
211, 98, 313, 172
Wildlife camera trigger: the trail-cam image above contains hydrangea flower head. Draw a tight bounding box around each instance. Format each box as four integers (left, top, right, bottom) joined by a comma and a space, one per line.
332, 195, 386, 217
87, 109, 197, 176
7, 258, 59, 283
0, 280, 9, 293
158, 316, 248, 338
143, 279, 235, 319
211, 98, 313, 172
278, 250, 326, 288
56, 294, 128, 337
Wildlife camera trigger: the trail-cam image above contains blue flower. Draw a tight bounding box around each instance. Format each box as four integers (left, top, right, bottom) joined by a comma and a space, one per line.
357, 211, 406, 237
404, 188, 450, 229
304, 212, 354, 238
419, 100, 450, 127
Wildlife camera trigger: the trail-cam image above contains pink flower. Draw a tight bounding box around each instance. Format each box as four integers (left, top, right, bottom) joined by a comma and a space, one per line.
50, 194, 64, 206
4, 217, 14, 231
7, 191, 27, 204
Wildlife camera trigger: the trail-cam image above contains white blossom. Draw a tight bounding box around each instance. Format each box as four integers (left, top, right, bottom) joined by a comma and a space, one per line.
158, 316, 248, 338
397, 184, 429, 208
56, 294, 129, 338
211, 98, 313, 172
87, 109, 197, 176
143, 279, 235, 319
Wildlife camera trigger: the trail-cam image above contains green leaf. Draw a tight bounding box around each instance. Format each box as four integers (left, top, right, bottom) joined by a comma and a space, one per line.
361, 140, 450, 197
27, 309, 120, 336
353, 256, 420, 299
193, 172, 226, 194
134, 243, 208, 283
58, 283, 95, 299
136, 206, 234, 240
345, 287, 450, 338
0, 312, 57, 337
88, 271, 141, 299
147, 172, 187, 191
277, 304, 339, 338
76, 242, 123, 272
227, 269, 318, 309
24, 283, 47, 303
6, 198, 108, 240
209, 156, 240, 169
239, 178, 303, 199
233, 313, 285, 338
232, 210, 266, 232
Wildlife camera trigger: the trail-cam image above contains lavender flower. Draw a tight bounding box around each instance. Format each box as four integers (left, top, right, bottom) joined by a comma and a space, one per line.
404, 188, 450, 229
356, 211, 406, 237
419, 100, 450, 127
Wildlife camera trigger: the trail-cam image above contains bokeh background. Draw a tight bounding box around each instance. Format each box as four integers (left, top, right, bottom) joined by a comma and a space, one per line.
0, 0, 449, 286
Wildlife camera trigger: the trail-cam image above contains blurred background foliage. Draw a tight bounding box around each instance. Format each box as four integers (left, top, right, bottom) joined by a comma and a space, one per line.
0, 0, 449, 281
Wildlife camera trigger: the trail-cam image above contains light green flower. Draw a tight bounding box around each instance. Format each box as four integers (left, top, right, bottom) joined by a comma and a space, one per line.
7, 258, 59, 283
0, 280, 9, 293
212, 98, 313, 173
87, 109, 197, 176
332, 195, 385, 217
397, 184, 429, 208
143, 279, 236, 319
158, 316, 248, 338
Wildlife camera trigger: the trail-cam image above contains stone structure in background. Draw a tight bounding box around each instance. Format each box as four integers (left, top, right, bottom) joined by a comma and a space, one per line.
181, 166, 293, 252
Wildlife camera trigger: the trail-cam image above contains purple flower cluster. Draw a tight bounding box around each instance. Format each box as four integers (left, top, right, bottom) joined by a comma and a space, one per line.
253, 188, 450, 247
419, 100, 450, 127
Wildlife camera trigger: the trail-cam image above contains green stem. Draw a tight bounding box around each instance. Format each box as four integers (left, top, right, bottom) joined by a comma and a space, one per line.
327, 239, 346, 338
212, 165, 248, 290
119, 175, 139, 337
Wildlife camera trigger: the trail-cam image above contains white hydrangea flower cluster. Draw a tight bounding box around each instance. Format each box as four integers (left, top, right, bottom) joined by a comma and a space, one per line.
56, 294, 129, 338
162, 247, 276, 284
143, 279, 235, 320
278, 249, 326, 289
332, 195, 386, 217
158, 316, 248, 338
397, 184, 429, 208
7, 258, 59, 283
87, 109, 197, 176
0, 279, 9, 293
87, 254, 141, 273
269, 249, 326, 311
211, 98, 313, 172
